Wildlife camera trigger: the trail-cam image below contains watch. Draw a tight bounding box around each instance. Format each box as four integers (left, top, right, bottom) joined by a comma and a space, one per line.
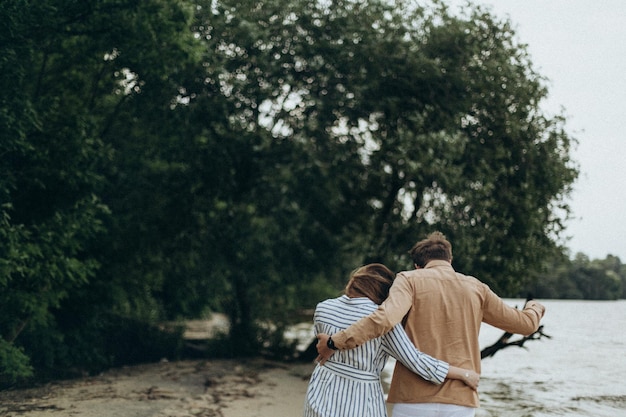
327, 336, 338, 350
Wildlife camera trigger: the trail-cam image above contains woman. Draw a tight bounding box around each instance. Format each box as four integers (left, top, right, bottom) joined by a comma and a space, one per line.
303, 263, 479, 417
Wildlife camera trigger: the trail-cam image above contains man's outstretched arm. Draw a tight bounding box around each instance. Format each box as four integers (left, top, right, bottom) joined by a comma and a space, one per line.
315, 273, 414, 362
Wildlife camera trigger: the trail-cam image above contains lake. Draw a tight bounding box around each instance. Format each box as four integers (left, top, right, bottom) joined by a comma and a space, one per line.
379, 299, 626, 417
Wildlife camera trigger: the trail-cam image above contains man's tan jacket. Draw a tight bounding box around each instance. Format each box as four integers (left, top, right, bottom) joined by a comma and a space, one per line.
332, 260, 544, 408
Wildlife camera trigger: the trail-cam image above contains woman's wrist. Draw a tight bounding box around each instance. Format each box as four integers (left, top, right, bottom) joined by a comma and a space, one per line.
448, 365, 463, 380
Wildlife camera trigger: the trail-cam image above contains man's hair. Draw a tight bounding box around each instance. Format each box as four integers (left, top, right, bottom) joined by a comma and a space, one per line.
409, 231, 453, 268
345, 263, 395, 305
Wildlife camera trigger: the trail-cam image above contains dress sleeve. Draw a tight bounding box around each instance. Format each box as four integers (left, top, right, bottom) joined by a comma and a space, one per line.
332, 273, 414, 349
312, 305, 321, 336
381, 324, 449, 385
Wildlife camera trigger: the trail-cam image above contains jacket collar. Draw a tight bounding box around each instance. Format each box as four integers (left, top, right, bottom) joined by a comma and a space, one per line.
424, 259, 454, 270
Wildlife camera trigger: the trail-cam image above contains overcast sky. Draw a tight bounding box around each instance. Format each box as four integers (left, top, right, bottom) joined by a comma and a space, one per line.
448, 0, 626, 260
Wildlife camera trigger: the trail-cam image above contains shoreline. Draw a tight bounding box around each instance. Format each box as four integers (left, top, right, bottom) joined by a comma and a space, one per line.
0, 358, 314, 417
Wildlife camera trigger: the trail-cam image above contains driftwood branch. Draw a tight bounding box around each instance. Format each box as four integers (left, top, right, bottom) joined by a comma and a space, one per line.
481, 296, 551, 359
480, 325, 551, 359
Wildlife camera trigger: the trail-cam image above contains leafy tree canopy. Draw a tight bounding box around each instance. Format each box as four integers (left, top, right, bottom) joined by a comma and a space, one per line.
1, 0, 581, 384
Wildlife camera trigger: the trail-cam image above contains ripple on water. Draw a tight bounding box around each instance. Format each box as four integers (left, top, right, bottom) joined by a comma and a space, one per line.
477, 379, 563, 417
477, 379, 626, 417
572, 394, 626, 407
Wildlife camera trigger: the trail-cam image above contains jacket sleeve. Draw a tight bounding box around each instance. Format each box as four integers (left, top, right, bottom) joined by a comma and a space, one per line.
332, 273, 414, 349
381, 324, 449, 384
482, 287, 543, 335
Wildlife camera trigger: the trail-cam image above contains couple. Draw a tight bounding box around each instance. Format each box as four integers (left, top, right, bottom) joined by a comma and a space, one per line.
304, 231, 546, 417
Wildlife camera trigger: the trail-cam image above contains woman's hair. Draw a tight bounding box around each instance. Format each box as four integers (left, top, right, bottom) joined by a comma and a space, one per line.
345, 263, 395, 305
409, 231, 453, 268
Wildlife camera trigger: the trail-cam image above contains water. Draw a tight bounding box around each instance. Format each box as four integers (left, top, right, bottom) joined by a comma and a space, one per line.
378, 299, 626, 417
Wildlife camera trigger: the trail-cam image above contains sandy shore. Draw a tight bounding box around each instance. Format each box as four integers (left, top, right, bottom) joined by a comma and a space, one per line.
0, 358, 315, 417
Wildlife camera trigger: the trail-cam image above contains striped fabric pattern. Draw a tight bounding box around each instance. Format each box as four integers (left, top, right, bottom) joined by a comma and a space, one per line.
303, 295, 449, 417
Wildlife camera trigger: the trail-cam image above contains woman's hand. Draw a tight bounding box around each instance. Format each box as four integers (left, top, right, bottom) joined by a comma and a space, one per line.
461, 369, 480, 390
447, 365, 480, 390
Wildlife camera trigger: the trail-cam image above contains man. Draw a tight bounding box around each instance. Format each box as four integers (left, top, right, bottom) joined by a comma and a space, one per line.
316, 231, 546, 417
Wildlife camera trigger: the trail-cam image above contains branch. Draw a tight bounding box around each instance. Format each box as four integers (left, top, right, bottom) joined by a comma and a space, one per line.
480, 294, 550, 359
481, 325, 551, 359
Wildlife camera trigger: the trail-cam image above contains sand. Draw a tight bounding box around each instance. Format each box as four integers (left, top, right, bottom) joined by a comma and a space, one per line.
0, 358, 315, 417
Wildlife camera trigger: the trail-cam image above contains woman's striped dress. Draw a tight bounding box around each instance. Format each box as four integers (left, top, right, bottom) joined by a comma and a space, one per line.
303, 295, 449, 417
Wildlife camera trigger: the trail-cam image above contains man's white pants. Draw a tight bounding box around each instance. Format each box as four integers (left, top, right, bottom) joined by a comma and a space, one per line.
392, 403, 476, 417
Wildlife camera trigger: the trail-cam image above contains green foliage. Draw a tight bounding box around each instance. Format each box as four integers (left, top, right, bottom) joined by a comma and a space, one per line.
1, 0, 112, 383
10, 312, 184, 384
526, 254, 624, 300
188, 0, 577, 297
1, 0, 584, 384
0, 339, 33, 387
0, 0, 194, 383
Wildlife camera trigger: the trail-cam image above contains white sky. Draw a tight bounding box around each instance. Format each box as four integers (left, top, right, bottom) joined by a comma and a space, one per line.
449, 0, 626, 261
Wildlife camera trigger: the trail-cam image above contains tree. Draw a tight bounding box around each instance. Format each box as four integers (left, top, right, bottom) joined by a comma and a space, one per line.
1, 0, 580, 382
0, 0, 114, 384
161, 0, 578, 352
570, 254, 622, 300
0, 0, 198, 383
527, 253, 624, 299
186, 0, 577, 294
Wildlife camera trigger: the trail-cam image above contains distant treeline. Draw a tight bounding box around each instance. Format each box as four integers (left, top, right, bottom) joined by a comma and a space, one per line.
524, 253, 626, 301
1, 0, 583, 386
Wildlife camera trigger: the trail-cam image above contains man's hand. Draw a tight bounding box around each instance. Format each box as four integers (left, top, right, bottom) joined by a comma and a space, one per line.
315, 333, 335, 365
525, 300, 546, 318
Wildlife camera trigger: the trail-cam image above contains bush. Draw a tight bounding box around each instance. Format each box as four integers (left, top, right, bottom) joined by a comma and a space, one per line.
11, 313, 185, 385
0, 339, 33, 389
